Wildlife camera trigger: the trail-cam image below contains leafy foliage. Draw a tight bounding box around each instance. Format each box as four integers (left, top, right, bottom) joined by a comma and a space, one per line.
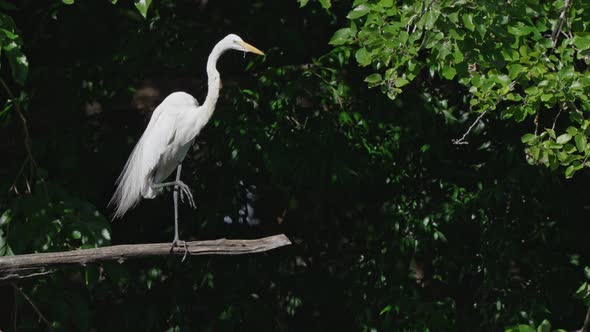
63, 0, 151, 18
0, 13, 27, 86
330, 0, 590, 178
505, 320, 567, 332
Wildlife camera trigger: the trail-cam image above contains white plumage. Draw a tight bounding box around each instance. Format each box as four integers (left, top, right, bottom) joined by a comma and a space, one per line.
109, 34, 264, 248
110, 92, 201, 218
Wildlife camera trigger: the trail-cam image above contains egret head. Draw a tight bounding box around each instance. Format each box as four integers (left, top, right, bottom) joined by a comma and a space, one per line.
223, 34, 264, 55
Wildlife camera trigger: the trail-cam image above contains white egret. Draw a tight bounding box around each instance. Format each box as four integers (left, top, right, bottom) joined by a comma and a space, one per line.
109, 34, 264, 255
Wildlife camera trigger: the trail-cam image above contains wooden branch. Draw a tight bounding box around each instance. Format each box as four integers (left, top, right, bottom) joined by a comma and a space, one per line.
0, 235, 291, 280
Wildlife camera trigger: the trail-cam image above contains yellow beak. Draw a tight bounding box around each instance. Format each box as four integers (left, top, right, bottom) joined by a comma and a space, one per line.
239, 41, 265, 55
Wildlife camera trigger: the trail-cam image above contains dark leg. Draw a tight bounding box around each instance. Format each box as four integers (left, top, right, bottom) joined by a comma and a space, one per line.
173, 165, 181, 244
169, 165, 189, 261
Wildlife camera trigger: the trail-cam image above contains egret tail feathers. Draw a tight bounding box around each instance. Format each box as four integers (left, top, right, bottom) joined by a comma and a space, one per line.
109, 137, 150, 220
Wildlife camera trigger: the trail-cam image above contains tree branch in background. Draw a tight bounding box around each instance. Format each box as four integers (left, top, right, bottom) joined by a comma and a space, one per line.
0, 77, 38, 194
11, 282, 51, 328
453, 74, 522, 145
552, 0, 572, 48
0, 235, 291, 281
452, 110, 488, 145
552, 103, 565, 130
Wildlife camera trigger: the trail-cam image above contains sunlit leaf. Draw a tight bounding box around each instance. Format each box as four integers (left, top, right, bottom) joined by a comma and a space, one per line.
134, 0, 152, 18
347, 4, 370, 19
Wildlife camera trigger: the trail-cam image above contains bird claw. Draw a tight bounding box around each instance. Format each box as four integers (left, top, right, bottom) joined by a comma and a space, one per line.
170, 239, 189, 262
179, 186, 185, 202
175, 182, 196, 209
179, 183, 196, 209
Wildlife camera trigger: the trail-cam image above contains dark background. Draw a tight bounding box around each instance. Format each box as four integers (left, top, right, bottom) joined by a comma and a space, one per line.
1, 0, 590, 331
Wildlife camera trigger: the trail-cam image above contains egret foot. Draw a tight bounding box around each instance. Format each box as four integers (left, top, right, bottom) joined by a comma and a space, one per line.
177, 182, 196, 209
170, 239, 189, 262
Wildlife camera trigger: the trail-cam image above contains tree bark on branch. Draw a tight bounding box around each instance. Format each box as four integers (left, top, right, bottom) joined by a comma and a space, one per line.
0, 235, 291, 281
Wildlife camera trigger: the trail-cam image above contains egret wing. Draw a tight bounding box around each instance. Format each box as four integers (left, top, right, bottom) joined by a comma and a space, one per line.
109, 92, 198, 218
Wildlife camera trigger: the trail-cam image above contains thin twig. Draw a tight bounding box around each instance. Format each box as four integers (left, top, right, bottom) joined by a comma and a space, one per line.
453, 74, 523, 145
8, 156, 30, 194
309, 71, 343, 109
552, 0, 572, 48
452, 110, 488, 145
552, 103, 565, 130
11, 283, 52, 328
0, 270, 56, 282
0, 77, 38, 193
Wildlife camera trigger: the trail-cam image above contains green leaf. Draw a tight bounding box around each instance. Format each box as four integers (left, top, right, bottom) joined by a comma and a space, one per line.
536, 320, 551, 332
521, 133, 536, 144
3, 47, 28, 86
546, 128, 556, 139
394, 77, 409, 87
508, 24, 533, 36
298, 0, 310, 7
494, 74, 510, 86
540, 94, 552, 102
575, 282, 589, 299
462, 13, 474, 31
329, 28, 354, 46
565, 165, 575, 178
0, 29, 17, 40
339, 111, 352, 125
379, 0, 393, 8
575, 134, 587, 152
434, 230, 447, 242
452, 49, 464, 62
447, 11, 459, 23
379, 304, 392, 315
364, 73, 382, 84
530, 146, 541, 160
441, 65, 456, 80
62, 0, 74, 4
71, 230, 82, 240
573, 34, 590, 51
508, 64, 525, 79
567, 127, 578, 136
134, 0, 152, 18
318, 0, 331, 9
423, 10, 440, 30
502, 49, 520, 61
347, 4, 370, 19
355, 48, 371, 66
111, 0, 118, 3
556, 133, 572, 144
510, 325, 535, 332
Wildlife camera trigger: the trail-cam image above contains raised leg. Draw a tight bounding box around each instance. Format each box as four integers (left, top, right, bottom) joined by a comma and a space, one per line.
151, 178, 196, 209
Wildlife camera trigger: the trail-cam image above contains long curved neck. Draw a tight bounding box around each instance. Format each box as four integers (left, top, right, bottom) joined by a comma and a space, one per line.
202, 41, 225, 112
